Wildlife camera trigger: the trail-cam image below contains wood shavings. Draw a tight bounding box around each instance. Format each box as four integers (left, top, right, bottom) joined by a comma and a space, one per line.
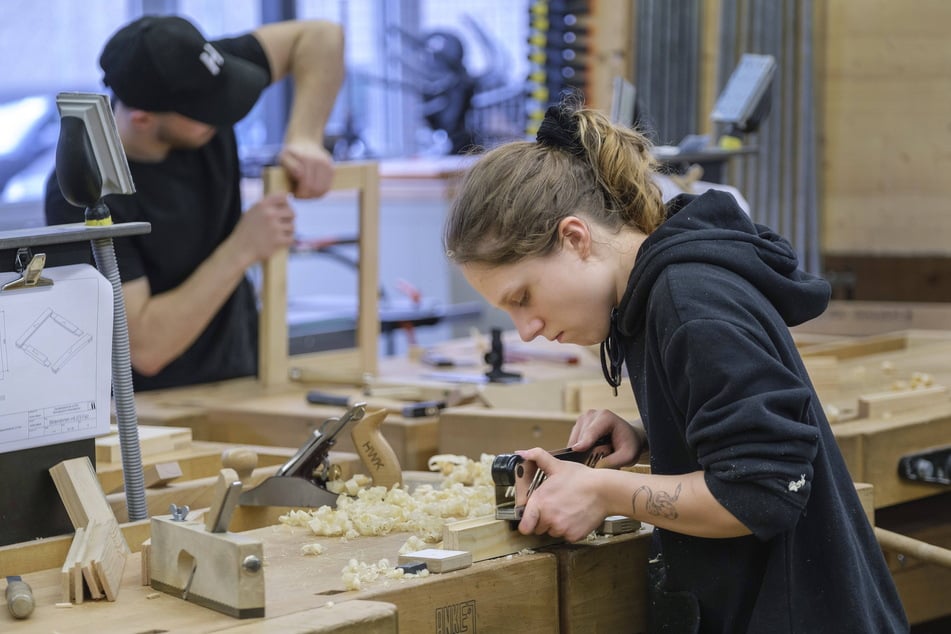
301, 542, 326, 556
399, 535, 430, 555
341, 557, 429, 591
280, 455, 496, 542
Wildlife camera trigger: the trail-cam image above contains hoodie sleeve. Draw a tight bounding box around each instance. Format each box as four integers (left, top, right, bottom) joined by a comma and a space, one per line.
662, 317, 820, 540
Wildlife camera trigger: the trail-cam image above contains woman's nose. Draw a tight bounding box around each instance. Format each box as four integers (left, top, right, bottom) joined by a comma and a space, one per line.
514, 314, 543, 342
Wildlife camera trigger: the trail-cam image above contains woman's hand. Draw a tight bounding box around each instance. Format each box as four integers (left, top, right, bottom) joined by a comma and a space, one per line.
568, 409, 646, 468
516, 447, 606, 542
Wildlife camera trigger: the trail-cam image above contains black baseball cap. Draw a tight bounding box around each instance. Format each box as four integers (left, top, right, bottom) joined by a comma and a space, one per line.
99, 15, 269, 127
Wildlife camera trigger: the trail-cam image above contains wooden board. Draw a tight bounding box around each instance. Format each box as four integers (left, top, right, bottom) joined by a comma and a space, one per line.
438, 408, 579, 458
95, 424, 193, 463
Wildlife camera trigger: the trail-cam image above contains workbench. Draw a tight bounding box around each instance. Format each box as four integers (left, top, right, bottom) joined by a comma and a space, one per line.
3, 501, 651, 633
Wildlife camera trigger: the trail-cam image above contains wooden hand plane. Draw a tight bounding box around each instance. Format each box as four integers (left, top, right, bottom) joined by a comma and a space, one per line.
492, 436, 612, 521
151, 469, 264, 618
239, 403, 403, 509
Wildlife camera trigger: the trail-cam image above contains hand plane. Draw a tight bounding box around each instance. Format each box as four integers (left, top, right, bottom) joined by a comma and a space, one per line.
151, 469, 265, 618
492, 436, 612, 521
239, 403, 402, 508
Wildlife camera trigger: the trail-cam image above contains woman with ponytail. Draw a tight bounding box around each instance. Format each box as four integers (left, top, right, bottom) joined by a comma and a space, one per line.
443, 97, 907, 633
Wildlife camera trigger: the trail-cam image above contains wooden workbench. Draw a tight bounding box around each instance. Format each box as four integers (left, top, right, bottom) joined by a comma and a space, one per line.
5, 516, 652, 633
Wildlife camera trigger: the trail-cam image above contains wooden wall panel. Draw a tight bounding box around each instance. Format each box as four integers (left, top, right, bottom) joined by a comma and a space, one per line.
820, 0, 951, 255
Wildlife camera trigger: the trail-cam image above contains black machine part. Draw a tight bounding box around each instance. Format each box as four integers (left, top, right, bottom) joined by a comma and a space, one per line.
898, 445, 951, 486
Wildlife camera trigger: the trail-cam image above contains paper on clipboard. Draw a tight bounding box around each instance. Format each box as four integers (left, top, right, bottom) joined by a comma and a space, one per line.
0, 263, 113, 454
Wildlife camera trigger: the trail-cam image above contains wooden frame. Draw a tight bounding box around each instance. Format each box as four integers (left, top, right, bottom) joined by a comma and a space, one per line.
258, 162, 380, 387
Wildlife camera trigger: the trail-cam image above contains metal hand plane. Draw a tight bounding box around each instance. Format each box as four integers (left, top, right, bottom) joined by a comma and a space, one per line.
239, 402, 398, 509
492, 436, 612, 521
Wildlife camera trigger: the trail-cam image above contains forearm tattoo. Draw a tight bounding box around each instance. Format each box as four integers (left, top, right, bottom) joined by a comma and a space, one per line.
632, 483, 682, 520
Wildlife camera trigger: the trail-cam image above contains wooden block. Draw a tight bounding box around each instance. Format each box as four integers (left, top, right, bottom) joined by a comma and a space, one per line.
140, 538, 151, 586
858, 384, 948, 418
143, 461, 184, 488
96, 425, 193, 463
442, 515, 561, 562
438, 408, 578, 459
214, 601, 398, 633
397, 549, 472, 573
94, 519, 129, 601
49, 457, 120, 529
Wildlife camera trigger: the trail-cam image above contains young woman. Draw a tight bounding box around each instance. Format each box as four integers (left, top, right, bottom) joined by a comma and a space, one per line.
443, 100, 908, 633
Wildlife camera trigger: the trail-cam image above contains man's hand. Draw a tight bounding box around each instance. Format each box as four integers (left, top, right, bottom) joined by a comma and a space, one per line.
278, 141, 334, 199
516, 447, 605, 543
568, 409, 647, 468
231, 193, 296, 263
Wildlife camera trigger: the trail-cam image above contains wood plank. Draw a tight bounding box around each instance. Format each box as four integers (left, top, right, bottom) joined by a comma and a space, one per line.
858, 385, 949, 419
439, 408, 578, 459
95, 425, 192, 463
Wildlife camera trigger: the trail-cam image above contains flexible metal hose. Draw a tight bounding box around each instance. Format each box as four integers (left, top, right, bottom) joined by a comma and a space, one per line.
91, 235, 146, 521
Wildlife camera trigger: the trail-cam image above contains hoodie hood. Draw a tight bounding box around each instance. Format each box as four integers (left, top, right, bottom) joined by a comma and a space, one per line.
618, 190, 830, 337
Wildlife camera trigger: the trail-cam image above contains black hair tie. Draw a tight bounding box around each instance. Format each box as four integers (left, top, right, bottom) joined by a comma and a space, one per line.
600, 308, 623, 395
536, 105, 585, 157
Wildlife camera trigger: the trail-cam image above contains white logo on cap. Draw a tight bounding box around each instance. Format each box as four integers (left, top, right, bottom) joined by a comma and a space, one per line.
199, 43, 224, 76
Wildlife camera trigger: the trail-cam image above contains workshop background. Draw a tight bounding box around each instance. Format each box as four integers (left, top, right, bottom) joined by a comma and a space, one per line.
1, 0, 951, 632
2, 0, 949, 357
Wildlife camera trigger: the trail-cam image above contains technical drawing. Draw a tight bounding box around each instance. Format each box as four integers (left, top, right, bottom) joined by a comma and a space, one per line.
15, 307, 93, 373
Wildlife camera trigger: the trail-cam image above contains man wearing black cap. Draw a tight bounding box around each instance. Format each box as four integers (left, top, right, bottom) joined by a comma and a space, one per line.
44, 15, 344, 391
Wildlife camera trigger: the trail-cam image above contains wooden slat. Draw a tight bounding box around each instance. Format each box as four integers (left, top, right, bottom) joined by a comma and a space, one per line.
259, 165, 291, 387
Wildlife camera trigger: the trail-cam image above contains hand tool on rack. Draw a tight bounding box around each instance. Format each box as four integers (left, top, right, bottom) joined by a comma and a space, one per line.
492, 436, 612, 521
238, 403, 403, 507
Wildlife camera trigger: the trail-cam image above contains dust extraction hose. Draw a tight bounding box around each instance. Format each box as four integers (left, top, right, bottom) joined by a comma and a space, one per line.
90, 224, 146, 522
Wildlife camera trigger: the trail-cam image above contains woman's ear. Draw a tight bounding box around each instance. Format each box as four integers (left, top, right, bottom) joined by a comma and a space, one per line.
558, 216, 592, 258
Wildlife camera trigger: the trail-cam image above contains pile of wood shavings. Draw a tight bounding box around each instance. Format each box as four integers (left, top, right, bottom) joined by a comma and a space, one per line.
279, 454, 496, 542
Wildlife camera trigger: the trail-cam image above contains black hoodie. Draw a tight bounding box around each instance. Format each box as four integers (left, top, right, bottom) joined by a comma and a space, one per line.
615, 191, 908, 633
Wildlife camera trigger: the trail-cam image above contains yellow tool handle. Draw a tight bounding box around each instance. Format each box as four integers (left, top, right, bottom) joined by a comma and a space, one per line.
350, 408, 403, 490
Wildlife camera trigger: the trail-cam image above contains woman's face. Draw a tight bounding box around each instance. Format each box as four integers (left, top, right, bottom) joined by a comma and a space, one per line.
461, 240, 617, 347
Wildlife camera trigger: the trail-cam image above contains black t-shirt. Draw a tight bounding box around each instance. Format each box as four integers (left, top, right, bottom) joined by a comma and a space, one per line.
44, 34, 271, 392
